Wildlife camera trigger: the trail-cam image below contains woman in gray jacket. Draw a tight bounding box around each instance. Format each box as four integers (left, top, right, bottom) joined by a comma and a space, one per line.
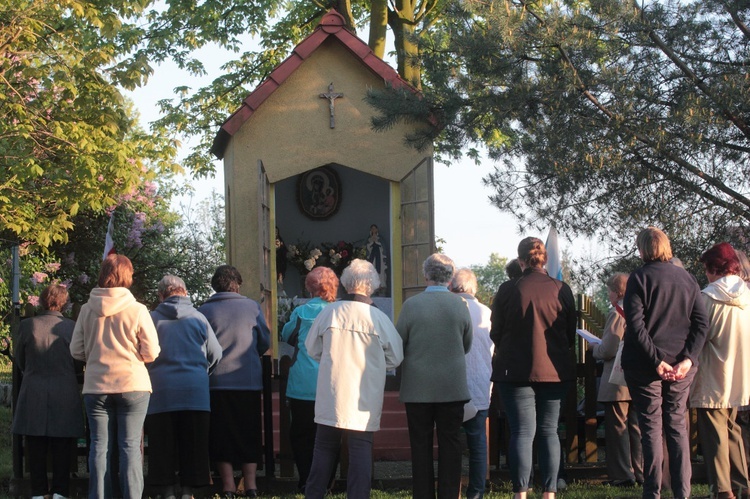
13, 284, 84, 499
590, 273, 643, 487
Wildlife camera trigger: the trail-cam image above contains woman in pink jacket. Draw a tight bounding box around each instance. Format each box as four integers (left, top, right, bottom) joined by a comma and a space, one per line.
70, 254, 160, 499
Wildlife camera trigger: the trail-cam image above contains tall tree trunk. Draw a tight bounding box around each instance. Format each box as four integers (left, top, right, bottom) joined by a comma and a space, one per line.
369, 0, 388, 58
334, 0, 356, 31
389, 0, 421, 89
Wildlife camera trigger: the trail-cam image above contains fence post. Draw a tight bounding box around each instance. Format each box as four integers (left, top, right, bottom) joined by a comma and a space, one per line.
10, 245, 22, 481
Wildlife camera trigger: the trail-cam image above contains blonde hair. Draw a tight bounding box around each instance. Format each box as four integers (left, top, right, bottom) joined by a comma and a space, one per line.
636, 227, 673, 262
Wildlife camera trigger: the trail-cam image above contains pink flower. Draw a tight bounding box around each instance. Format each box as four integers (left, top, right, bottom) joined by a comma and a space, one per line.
45, 262, 61, 272
27, 295, 40, 307
31, 272, 48, 285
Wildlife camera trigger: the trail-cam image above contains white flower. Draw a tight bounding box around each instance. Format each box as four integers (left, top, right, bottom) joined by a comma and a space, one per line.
310, 248, 322, 259
304, 258, 316, 271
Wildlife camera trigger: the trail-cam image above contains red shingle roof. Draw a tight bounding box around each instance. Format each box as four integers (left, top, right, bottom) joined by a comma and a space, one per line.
211, 9, 416, 159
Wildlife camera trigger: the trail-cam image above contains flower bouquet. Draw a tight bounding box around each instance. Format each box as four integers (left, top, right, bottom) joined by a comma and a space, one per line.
286, 239, 366, 277
286, 241, 324, 274
322, 240, 367, 276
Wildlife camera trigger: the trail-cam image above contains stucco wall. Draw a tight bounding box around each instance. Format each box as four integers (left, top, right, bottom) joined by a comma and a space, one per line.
222, 37, 433, 299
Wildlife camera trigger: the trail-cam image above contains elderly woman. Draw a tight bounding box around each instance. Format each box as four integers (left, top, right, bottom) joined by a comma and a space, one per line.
198, 265, 271, 498
621, 227, 709, 499
304, 259, 403, 499
13, 284, 84, 499
146, 275, 223, 499
589, 273, 643, 487
449, 268, 494, 499
70, 254, 161, 499
397, 253, 473, 499
490, 237, 576, 499
281, 266, 339, 492
689, 243, 750, 498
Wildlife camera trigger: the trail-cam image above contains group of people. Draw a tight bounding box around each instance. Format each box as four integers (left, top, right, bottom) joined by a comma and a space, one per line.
12, 225, 750, 499
14, 256, 271, 499
494, 227, 750, 499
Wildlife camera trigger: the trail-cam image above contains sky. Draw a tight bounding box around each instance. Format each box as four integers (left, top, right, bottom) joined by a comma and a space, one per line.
125, 36, 561, 268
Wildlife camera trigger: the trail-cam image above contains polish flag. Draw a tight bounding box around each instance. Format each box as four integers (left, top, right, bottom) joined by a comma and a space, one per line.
102, 214, 116, 261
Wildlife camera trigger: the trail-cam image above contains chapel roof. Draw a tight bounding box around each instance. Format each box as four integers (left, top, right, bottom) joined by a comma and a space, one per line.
210, 9, 416, 159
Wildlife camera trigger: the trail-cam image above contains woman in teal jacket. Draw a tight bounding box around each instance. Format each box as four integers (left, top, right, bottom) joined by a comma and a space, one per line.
281, 266, 339, 492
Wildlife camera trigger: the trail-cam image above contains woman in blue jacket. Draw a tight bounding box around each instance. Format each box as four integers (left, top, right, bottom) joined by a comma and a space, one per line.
146, 275, 222, 499
281, 266, 339, 492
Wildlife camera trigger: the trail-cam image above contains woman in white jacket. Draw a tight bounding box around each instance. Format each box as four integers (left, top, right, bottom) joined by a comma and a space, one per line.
303, 259, 403, 499
690, 242, 750, 499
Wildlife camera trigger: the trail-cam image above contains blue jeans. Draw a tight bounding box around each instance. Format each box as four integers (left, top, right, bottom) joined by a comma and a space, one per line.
84, 392, 150, 499
463, 409, 488, 499
305, 424, 373, 499
498, 382, 567, 493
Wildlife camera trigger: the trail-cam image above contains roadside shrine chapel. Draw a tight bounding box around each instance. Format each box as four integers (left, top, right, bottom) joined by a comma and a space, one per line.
211, 10, 437, 360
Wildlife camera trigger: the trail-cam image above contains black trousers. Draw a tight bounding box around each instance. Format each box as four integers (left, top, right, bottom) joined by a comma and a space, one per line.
626, 368, 696, 499
25, 435, 75, 497
405, 401, 465, 499
145, 411, 211, 488
288, 398, 317, 490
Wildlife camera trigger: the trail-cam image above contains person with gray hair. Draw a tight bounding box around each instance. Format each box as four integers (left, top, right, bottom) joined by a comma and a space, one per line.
146, 275, 222, 499
397, 253, 473, 499
339, 258, 380, 303
304, 259, 403, 499
450, 269, 494, 499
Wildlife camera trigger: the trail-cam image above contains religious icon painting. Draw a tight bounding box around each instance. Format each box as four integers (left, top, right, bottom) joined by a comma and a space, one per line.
297, 166, 341, 220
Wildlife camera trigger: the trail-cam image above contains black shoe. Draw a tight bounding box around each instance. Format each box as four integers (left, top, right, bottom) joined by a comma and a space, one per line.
244, 490, 258, 498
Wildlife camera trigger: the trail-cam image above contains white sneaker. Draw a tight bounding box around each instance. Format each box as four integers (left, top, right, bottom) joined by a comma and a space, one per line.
52, 494, 69, 499
31, 496, 45, 499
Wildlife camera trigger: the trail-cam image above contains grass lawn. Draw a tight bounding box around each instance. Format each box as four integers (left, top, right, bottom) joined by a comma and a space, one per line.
0, 403, 710, 498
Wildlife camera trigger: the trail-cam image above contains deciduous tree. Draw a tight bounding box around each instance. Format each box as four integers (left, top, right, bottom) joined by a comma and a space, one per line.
0, 0, 181, 248
470, 253, 508, 305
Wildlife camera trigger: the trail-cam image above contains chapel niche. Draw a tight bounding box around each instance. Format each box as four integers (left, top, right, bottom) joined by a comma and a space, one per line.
275, 163, 392, 301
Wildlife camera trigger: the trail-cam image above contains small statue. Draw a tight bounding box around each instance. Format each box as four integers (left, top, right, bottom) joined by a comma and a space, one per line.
366, 224, 388, 295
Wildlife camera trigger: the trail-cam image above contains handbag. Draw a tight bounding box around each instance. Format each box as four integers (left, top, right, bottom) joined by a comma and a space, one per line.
608, 340, 627, 386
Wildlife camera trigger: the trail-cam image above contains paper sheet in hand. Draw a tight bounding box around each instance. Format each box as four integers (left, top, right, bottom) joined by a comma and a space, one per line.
576, 329, 601, 345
